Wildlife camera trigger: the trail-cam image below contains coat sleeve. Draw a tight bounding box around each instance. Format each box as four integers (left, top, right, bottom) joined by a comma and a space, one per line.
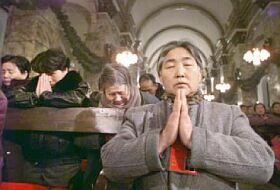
101, 108, 164, 183
190, 105, 275, 184
38, 81, 91, 107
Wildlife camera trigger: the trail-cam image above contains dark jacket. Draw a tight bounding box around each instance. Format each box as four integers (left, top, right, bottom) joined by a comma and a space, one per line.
14, 71, 92, 108
248, 114, 280, 145
2, 79, 30, 107
3, 71, 92, 188
155, 82, 165, 100
0, 90, 7, 181
15, 71, 92, 160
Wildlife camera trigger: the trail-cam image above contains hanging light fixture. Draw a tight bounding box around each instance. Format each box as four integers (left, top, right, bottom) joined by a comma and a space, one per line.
243, 48, 270, 66
204, 94, 215, 101
203, 77, 215, 101
116, 50, 138, 67
215, 66, 231, 93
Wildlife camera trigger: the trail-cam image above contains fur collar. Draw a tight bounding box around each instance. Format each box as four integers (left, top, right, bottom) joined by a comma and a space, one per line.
26, 71, 83, 92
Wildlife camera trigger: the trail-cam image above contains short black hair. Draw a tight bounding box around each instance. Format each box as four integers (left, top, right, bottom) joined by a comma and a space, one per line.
139, 73, 156, 84
31, 48, 70, 74
1, 55, 31, 78
240, 104, 247, 109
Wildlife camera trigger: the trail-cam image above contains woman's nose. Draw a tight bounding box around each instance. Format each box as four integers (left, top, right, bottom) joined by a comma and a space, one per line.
3, 72, 9, 78
175, 64, 185, 78
114, 94, 122, 101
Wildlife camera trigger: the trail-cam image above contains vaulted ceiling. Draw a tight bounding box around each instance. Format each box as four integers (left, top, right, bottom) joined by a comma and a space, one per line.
126, 0, 234, 73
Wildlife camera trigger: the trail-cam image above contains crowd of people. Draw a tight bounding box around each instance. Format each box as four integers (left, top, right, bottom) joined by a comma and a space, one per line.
0, 41, 278, 190
240, 102, 280, 187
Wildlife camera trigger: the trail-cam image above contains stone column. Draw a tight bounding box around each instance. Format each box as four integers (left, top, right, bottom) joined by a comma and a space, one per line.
3, 7, 64, 61
0, 8, 8, 56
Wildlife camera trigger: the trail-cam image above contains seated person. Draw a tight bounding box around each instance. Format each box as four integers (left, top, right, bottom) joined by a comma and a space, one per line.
101, 41, 274, 189
272, 101, 280, 118
248, 103, 280, 145
247, 105, 255, 115
82, 63, 159, 190
96, 63, 159, 108
139, 73, 164, 100
8, 48, 92, 189
239, 104, 248, 115
1, 55, 31, 106
1, 55, 31, 182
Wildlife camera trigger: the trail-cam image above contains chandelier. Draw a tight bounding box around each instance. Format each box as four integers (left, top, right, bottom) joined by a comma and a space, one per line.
243, 48, 270, 66
204, 94, 215, 101
215, 66, 230, 93
116, 50, 138, 67
203, 77, 215, 101
216, 76, 231, 93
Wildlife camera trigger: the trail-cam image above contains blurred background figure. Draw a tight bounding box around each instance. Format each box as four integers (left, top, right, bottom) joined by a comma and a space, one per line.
271, 102, 280, 118
240, 104, 248, 115
139, 73, 164, 100
248, 103, 280, 145
247, 105, 255, 116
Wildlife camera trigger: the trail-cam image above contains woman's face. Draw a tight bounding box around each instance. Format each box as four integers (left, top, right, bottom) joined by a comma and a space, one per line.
255, 104, 266, 115
104, 84, 130, 108
2, 62, 27, 86
159, 47, 202, 96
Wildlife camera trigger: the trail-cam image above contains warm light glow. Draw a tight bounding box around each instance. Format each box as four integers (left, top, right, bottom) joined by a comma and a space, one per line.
243, 48, 270, 66
216, 82, 231, 93
204, 94, 215, 101
116, 51, 138, 67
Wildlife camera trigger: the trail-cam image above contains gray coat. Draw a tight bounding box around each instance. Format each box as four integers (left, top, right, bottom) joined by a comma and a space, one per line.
101, 100, 275, 190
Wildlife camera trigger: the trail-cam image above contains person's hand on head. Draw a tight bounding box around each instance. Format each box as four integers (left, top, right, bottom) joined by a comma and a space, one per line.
36, 73, 52, 96
178, 89, 193, 149
158, 89, 181, 154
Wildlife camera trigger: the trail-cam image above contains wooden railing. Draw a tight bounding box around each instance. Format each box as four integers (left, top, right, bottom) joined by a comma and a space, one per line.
5, 107, 124, 134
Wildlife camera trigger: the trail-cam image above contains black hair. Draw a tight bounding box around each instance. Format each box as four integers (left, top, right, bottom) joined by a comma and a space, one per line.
31, 48, 70, 74
139, 73, 157, 84
1, 55, 31, 78
240, 104, 247, 109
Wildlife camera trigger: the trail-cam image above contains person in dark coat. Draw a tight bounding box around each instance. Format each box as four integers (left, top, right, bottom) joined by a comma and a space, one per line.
139, 73, 165, 100
248, 103, 280, 145
9, 48, 92, 189
1, 55, 31, 107
1, 55, 31, 183
272, 102, 280, 118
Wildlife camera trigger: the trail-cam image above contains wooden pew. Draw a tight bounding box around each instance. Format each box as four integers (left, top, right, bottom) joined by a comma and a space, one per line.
3, 107, 125, 187
5, 107, 125, 133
